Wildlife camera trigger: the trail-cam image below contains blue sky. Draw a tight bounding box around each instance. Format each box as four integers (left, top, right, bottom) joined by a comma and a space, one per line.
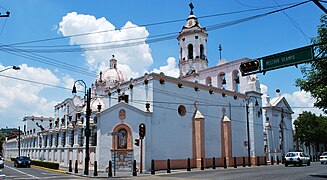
0, 0, 325, 128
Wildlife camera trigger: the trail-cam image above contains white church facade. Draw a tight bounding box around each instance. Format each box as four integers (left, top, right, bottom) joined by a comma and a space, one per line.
4, 5, 294, 173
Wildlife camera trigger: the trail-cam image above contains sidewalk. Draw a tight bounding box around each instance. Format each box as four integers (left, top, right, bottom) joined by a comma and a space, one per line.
59, 165, 205, 179
58, 165, 246, 179
60, 165, 151, 178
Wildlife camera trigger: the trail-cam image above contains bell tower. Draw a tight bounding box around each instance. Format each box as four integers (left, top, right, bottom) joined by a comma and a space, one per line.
178, 3, 208, 77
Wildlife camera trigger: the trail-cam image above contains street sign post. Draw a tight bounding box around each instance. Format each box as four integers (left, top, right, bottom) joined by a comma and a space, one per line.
261, 46, 314, 72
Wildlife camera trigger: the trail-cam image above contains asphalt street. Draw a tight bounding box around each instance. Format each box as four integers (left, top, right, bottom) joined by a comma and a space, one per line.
1, 160, 83, 179
0, 160, 326, 179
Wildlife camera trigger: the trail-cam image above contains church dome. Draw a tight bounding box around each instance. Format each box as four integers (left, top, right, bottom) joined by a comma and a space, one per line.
100, 55, 126, 87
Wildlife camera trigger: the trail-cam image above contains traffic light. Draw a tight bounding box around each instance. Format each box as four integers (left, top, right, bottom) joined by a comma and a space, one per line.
139, 123, 146, 139
134, 139, 140, 146
239, 60, 260, 74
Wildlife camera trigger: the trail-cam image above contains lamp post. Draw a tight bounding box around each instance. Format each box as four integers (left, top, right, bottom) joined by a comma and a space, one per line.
0, 65, 20, 73
246, 96, 259, 166
72, 80, 91, 175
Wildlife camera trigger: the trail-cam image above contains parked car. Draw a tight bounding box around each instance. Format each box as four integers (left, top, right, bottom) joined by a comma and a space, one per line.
0, 157, 4, 168
284, 152, 310, 167
320, 152, 327, 164
14, 156, 31, 168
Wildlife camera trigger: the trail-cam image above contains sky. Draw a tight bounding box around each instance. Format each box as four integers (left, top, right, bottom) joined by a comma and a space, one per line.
0, 0, 325, 128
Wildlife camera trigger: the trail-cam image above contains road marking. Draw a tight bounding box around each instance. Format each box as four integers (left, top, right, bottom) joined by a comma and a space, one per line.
41, 175, 83, 179
5, 165, 40, 179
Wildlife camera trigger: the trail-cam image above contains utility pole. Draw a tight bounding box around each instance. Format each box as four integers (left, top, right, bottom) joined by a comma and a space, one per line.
71, 80, 91, 176
312, 0, 327, 14
18, 126, 21, 157
0, 11, 10, 18
84, 88, 91, 175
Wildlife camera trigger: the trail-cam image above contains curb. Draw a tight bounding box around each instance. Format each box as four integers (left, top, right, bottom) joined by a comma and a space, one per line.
8, 159, 67, 174
32, 165, 67, 173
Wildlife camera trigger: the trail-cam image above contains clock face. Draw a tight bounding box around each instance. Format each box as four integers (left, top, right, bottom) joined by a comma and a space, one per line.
188, 20, 193, 26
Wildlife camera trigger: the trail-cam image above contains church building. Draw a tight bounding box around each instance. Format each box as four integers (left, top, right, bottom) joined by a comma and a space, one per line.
3, 4, 295, 173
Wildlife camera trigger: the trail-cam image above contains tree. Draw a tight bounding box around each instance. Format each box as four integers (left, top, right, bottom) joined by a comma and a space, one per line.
294, 111, 327, 153
296, 14, 327, 113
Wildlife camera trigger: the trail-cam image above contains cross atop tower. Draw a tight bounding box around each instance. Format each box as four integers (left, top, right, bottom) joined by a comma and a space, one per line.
189, 3, 194, 15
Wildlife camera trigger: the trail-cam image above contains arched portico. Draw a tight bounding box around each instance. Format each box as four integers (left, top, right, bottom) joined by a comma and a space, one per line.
111, 124, 133, 170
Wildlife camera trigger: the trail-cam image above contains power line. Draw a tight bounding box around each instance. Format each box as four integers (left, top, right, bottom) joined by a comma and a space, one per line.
0, 72, 318, 128
0, 4, 8, 11
206, 0, 310, 31
272, 0, 310, 43
0, 17, 7, 37
0, 74, 71, 91
0, 1, 311, 54
8, 32, 176, 48
131, 100, 288, 129
4, 1, 305, 47
0, 45, 97, 77
234, 0, 262, 8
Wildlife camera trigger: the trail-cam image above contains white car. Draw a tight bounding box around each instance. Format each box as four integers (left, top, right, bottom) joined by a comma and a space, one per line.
284, 152, 310, 167
320, 152, 327, 164
0, 157, 4, 168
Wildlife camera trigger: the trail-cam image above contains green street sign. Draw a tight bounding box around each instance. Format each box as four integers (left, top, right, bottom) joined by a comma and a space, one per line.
261, 46, 314, 71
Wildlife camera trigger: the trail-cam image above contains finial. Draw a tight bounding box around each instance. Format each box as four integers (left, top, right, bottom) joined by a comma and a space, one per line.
219, 44, 222, 60
189, 3, 194, 15
112, 54, 115, 59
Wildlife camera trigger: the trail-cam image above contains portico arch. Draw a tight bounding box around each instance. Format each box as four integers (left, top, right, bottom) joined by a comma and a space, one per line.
112, 124, 133, 149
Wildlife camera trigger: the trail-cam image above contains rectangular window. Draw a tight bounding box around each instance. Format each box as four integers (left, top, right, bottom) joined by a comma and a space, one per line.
49, 134, 53, 147
78, 128, 84, 146
55, 133, 59, 147
44, 135, 48, 147
62, 131, 66, 147
70, 130, 74, 147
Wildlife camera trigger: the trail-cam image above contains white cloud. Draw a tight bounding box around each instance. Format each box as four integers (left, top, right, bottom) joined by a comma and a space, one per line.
61, 74, 75, 90
58, 12, 153, 79
260, 84, 268, 94
260, 84, 323, 121
282, 91, 324, 120
0, 64, 60, 127
152, 57, 179, 77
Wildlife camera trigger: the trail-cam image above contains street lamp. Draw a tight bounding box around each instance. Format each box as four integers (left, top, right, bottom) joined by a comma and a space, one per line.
0, 65, 20, 73
246, 96, 259, 167
72, 80, 91, 175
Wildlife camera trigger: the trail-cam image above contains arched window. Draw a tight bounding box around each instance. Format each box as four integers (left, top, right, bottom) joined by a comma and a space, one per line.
180, 47, 183, 61
217, 73, 226, 89
118, 129, 127, 149
200, 44, 205, 60
188, 44, 193, 59
205, 76, 212, 86
232, 70, 240, 92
